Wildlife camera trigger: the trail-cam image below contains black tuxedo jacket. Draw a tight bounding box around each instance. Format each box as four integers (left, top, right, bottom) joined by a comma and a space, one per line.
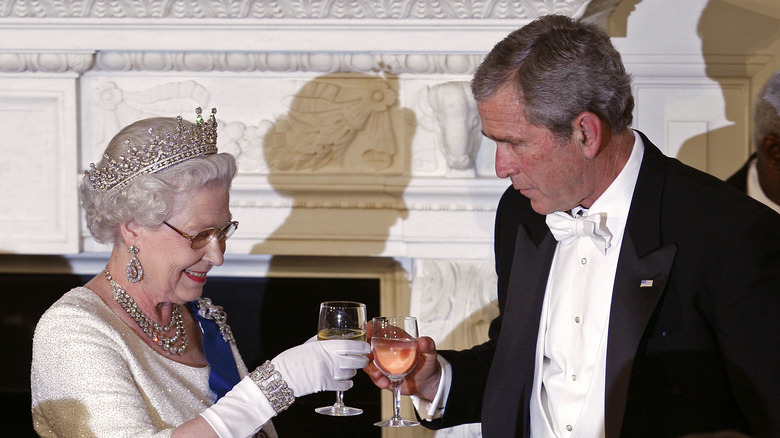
431, 133, 780, 437
726, 153, 754, 193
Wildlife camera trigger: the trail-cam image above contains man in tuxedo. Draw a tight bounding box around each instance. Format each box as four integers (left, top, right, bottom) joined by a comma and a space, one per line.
365, 14, 780, 438
726, 70, 780, 214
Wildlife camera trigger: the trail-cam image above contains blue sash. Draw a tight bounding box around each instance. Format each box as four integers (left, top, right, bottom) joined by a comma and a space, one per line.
189, 300, 241, 400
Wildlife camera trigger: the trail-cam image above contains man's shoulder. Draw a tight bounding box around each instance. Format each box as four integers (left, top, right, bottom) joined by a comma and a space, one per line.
725, 155, 753, 193
650, 151, 780, 239
638, 139, 751, 206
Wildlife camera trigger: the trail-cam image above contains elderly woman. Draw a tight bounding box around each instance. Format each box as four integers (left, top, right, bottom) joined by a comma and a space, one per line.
31, 108, 370, 438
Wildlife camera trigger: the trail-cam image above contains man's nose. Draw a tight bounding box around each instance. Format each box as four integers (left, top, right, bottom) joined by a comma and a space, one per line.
494, 144, 513, 178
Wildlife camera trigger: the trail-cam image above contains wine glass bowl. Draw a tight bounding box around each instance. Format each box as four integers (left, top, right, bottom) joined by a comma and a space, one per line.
371, 332, 418, 379
371, 316, 420, 427
314, 301, 367, 416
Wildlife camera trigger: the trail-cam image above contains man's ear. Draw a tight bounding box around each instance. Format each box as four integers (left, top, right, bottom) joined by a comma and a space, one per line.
572, 112, 603, 159
120, 220, 141, 247
761, 133, 780, 169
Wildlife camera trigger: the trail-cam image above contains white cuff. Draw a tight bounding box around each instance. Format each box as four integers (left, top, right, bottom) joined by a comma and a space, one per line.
200, 376, 277, 438
411, 355, 451, 421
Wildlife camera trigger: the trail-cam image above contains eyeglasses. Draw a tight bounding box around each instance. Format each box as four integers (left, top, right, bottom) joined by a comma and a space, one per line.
163, 220, 239, 250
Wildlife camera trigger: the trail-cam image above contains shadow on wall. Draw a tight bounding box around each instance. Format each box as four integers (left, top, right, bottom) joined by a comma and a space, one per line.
679, 0, 780, 178
252, 71, 415, 259
250, 71, 417, 436
601, 0, 643, 37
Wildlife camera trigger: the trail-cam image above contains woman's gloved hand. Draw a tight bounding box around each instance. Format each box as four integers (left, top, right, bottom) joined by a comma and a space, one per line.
200, 339, 369, 438
272, 338, 370, 396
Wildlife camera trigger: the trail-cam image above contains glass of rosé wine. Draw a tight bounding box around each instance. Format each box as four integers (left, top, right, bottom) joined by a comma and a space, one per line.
370, 316, 420, 427
314, 301, 367, 416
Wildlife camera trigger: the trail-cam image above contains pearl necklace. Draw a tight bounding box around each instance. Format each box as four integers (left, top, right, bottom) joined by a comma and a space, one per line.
104, 268, 189, 355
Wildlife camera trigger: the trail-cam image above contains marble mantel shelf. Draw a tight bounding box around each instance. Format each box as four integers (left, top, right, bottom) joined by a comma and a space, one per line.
0, 20, 531, 53
78, 175, 511, 261
0, 0, 618, 53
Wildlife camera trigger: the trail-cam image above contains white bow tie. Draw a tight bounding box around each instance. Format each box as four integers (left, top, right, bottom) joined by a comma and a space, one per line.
546, 210, 613, 255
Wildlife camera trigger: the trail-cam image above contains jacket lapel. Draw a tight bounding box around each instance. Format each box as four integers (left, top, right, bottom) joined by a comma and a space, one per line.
483, 223, 557, 438
604, 134, 677, 437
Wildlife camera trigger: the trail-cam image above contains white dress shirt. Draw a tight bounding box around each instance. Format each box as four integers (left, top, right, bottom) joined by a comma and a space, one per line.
530, 132, 644, 438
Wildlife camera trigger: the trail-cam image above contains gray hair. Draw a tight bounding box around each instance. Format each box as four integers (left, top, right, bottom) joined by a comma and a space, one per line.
471, 14, 634, 139
80, 117, 237, 245
754, 70, 780, 150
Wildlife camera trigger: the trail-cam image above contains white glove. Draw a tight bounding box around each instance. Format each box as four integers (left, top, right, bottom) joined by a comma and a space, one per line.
200, 376, 275, 438
200, 339, 369, 438
272, 338, 370, 396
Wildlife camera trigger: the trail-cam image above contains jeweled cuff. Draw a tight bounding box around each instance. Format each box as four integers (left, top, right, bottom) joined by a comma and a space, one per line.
249, 361, 295, 413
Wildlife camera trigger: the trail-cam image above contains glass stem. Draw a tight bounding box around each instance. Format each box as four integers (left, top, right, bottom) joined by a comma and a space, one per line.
391, 378, 402, 421
335, 390, 345, 408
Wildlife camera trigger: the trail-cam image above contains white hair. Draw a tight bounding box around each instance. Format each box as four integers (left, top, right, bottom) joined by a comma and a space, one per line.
80, 117, 237, 244
754, 70, 780, 150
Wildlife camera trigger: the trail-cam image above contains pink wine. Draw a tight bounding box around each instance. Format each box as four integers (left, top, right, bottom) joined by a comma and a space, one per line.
372, 337, 419, 377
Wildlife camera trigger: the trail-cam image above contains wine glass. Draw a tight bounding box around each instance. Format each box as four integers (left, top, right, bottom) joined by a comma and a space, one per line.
371, 316, 420, 427
314, 301, 367, 416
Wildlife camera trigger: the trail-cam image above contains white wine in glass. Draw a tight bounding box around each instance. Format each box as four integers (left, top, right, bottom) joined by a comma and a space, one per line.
314, 301, 367, 416
371, 316, 420, 427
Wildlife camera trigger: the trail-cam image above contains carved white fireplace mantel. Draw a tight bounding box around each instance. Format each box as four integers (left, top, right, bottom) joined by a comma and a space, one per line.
1, 1, 778, 436
0, 0, 622, 258
0, 0, 621, 52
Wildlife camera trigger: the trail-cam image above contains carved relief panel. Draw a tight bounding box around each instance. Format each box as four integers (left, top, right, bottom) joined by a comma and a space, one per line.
77, 55, 511, 258
0, 77, 80, 254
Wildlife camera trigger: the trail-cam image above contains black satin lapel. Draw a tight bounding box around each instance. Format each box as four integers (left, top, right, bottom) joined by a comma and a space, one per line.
483, 226, 557, 438
604, 233, 677, 438
627, 134, 665, 256
499, 225, 557, 364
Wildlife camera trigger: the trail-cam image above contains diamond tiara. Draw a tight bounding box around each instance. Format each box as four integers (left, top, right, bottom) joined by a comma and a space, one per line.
86, 107, 219, 192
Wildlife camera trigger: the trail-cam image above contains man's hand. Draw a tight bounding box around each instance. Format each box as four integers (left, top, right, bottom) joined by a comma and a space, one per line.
364, 335, 442, 402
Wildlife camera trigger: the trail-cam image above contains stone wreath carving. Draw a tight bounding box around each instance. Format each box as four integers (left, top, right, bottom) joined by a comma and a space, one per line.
264, 75, 402, 172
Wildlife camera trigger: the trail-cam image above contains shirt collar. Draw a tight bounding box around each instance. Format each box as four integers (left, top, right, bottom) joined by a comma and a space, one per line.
578, 130, 644, 246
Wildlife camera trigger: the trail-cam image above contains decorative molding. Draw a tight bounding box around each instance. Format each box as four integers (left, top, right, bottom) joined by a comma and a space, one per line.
0, 0, 595, 19
230, 176, 506, 211
0, 52, 94, 73
618, 53, 775, 78
228, 194, 501, 212
407, 258, 498, 437
88, 80, 212, 157
95, 51, 483, 74
0, 1, 613, 54
419, 81, 482, 176
411, 258, 498, 349
6, 50, 764, 78
87, 76, 415, 175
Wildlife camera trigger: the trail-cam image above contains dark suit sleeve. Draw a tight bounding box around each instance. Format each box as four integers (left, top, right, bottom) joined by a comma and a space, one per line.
423, 186, 530, 429
621, 152, 780, 436
712, 203, 780, 436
